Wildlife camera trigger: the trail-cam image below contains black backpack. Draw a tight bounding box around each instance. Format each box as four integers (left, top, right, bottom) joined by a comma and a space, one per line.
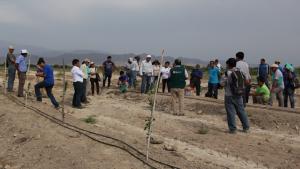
230, 70, 246, 96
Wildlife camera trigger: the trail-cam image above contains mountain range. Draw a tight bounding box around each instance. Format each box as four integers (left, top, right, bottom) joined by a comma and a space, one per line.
0, 40, 208, 66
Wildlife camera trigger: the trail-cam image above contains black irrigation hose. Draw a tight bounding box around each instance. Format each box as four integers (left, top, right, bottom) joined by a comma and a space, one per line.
6, 94, 180, 169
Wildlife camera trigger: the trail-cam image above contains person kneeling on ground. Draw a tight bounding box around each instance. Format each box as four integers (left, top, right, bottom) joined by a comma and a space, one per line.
221, 58, 250, 134
168, 59, 188, 116
251, 76, 270, 105
118, 71, 129, 93
35, 58, 59, 108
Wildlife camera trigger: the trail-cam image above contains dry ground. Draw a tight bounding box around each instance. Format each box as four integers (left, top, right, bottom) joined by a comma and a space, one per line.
0, 72, 300, 169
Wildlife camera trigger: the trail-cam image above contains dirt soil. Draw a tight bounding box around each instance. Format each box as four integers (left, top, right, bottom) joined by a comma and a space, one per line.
0, 73, 300, 169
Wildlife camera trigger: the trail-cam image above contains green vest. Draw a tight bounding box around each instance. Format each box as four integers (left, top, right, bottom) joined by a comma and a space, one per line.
169, 65, 186, 89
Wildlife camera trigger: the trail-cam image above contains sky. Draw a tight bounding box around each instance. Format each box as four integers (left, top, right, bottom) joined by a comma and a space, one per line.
0, 0, 299, 64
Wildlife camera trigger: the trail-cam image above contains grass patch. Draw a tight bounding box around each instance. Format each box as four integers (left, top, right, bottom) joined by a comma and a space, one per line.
197, 124, 209, 134
82, 115, 97, 124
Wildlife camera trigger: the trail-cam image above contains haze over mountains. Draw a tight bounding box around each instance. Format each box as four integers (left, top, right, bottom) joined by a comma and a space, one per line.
0, 40, 207, 66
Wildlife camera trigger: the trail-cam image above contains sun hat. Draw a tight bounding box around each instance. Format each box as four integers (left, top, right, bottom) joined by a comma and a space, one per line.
146, 55, 152, 58
271, 64, 279, 68
21, 49, 28, 54
8, 45, 14, 49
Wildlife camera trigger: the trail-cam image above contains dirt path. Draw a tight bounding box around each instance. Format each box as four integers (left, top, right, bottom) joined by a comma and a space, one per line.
67, 90, 300, 169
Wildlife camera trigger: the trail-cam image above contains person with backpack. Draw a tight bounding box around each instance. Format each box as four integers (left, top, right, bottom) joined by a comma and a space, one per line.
221, 58, 250, 134
169, 59, 188, 116
270, 64, 284, 107
89, 62, 100, 95
283, 64, 297, 108
190, 64, 203, 96
205, 61, 219, 99
34, 58, 60, 109
236, 52, 251, 107
258, 58, 270, 88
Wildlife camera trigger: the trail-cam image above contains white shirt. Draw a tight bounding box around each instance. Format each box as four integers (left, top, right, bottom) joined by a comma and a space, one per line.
161, 67, 171, 79
236, 60, 251, 80
132, 60, 139, 71
71, 66, 84, 82
140, 60, 153, 76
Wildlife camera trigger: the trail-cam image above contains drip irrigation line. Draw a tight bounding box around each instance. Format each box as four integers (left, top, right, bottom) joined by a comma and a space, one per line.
6, 94, 180, 169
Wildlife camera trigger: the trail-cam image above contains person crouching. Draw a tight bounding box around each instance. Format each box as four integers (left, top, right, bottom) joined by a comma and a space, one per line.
118, 71, 129, 93
252, 76, 270, 105
35, 58, 59, 108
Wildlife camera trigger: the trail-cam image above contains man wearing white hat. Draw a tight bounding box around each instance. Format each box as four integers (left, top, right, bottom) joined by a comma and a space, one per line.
140, 55, 153, 94
270, 63, 284, 107
16, 49, 29, 97
6, 46, 16, 92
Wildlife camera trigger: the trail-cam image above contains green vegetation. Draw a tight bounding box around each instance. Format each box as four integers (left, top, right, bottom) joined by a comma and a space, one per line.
82, 115, 97, 124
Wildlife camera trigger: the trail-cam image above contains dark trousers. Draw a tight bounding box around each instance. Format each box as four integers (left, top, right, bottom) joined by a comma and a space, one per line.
73, 82, 83, 107
284, 88, 295, 108
90, 78, 100, 95
162, 79, 170, 93
192, 79, 201, 96
206, 83, 218, 99
7, 66, 16, 92
35, 81, 59, 108
243, 84, 251, 107
81, 79, 87, 102
18, 72, 26, 97
103, 73, 112, 87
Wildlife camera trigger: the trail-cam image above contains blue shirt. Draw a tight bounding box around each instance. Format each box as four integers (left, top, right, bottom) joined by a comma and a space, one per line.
16, 55, 27, 72
258, 63, 269, 79
43, 64, 54, 86
208, 67, 220, 84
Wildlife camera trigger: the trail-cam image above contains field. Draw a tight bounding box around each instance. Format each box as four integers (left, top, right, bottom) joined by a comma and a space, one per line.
0, 69, 300, 169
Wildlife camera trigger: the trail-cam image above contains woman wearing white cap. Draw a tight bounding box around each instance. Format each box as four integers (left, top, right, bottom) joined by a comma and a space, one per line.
6, 46, 16, 92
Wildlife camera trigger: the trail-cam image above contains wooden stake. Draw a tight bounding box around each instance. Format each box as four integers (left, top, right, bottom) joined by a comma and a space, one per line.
62, 58, 67, 121
146, 49, 165, 161
25, 52, 31, 107
3, 56, 7, 95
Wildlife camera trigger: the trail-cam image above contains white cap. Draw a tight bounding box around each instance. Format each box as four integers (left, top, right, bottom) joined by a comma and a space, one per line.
146, 55, 152, 58
271, 64, 279, 68
90, 62, 95, 65
128, 57, 133, 62
8, 45, 14, 49
21, 49, 28, 54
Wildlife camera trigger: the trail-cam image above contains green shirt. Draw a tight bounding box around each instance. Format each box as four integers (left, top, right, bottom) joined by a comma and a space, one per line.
256, 84, 270, 102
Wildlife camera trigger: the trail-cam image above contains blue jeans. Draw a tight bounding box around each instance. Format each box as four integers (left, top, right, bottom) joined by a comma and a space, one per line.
128, 71, 137, 88
225, 96, 250, 132
35, 81, 59, 108
73, 82, 84, 107
7, 65, 16, 91
141, 74, 152, 94
284, 88, 295, 108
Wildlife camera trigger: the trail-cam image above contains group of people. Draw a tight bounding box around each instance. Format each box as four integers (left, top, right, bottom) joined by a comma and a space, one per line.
3, 45, 299, 133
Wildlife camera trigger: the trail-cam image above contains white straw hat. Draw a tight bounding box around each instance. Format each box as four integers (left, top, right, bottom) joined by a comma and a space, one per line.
21, 49, 28, 54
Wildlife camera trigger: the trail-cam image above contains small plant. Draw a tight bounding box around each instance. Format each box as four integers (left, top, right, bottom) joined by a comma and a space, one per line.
144, 117, 155, 131
197, 124, 209, 134
83, 115, 97, 124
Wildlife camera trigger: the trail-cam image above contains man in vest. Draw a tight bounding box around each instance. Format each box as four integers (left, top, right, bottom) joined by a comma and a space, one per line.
168, 59, 188, 116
